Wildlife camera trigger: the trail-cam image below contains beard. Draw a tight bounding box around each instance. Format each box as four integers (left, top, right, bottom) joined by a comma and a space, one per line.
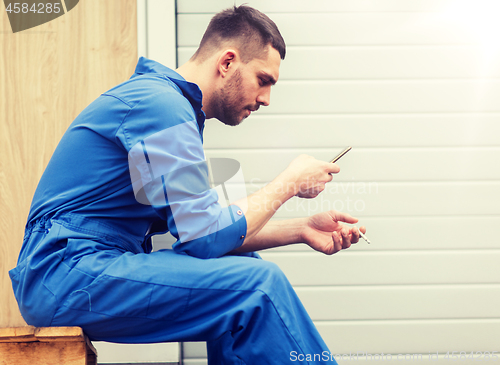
214, 69, 256, 126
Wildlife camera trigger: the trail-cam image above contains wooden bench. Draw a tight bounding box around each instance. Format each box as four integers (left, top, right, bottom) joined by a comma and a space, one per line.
0, 326, 97, 365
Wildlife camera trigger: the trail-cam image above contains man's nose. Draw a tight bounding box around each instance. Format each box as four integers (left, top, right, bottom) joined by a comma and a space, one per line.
256, 87, 271, 107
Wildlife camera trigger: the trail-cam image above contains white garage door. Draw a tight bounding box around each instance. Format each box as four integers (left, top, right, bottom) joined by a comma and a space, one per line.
175, 1, 500, 364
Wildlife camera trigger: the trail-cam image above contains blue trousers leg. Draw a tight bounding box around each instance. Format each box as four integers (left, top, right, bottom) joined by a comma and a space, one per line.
45, 248, 336, 364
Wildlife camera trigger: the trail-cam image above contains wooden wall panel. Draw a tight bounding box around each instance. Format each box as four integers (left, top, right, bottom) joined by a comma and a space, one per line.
0, 0, 137, 327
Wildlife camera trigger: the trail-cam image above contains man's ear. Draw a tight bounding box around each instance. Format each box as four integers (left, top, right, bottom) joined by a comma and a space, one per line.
217, 50, 238, 78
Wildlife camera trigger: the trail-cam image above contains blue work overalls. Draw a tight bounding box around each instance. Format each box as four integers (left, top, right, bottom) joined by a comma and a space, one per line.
10, 57, 338, 364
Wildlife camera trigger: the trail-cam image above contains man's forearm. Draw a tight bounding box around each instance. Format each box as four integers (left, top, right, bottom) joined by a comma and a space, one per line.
231, 169, 298, 244
232, 217, 308, 252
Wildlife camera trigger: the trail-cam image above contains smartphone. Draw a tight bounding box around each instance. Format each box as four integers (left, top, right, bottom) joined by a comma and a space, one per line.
330, 146, 352, 163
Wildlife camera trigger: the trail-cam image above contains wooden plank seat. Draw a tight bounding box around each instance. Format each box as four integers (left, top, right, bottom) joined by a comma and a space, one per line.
0, 326, 97, 365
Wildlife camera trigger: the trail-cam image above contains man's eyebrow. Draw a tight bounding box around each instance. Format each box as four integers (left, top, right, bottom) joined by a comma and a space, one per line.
260, 72, 277, 85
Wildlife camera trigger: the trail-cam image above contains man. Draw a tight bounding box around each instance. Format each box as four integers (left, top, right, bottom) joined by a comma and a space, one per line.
10, 5, 366, 364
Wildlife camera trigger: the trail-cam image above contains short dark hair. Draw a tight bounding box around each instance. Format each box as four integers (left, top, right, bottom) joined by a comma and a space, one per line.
191, 5, 286, 63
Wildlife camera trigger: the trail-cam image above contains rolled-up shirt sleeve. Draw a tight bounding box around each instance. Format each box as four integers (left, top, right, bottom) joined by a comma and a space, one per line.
119, 90, 247, 258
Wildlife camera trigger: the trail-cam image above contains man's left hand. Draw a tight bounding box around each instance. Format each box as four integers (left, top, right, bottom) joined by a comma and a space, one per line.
301, 210, 366, 255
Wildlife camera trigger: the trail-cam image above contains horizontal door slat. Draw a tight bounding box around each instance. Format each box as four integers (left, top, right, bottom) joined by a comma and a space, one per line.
177, 0, 493, 14
266, 215, 500, 252
296, 284, 500, 320
236, 181, 500, 217
317, 319, 500, 354
178, 12, 493, 47
205, 148, 500, 182
179, 46, 500, 79
201, 114, 500, 149
260, 250, 500, 286
263, 81, 500, 114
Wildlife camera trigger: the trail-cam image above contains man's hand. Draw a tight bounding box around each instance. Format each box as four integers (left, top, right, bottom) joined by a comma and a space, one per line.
301, 210, 367, 255
286, 154, 340, 199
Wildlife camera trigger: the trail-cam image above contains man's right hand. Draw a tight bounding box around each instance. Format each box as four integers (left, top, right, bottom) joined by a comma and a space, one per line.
285, 154, 340, 199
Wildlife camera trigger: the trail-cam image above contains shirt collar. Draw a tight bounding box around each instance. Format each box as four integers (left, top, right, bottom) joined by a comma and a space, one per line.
132, 57, 204, 113
132, 57, 206, 134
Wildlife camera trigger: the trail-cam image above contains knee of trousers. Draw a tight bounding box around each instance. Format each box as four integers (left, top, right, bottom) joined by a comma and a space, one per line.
242, 259, 293, 300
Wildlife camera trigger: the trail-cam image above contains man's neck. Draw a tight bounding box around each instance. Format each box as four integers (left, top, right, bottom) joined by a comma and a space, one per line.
176, 60, 217, 119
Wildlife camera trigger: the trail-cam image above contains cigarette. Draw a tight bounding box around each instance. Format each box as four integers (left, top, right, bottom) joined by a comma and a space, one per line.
358, 228, 371, 244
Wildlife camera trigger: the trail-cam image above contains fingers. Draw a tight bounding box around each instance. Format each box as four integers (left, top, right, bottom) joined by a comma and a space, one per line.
332, 211, 359, 224
350, 226, 360, 244
297, 184, 325, 199
332, 228, 352, 252
331, 225, 368, 254
326, 162, 340, 175
332, 231, 343, 253
339, 230, 349, 249
292, 157, 339, 199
